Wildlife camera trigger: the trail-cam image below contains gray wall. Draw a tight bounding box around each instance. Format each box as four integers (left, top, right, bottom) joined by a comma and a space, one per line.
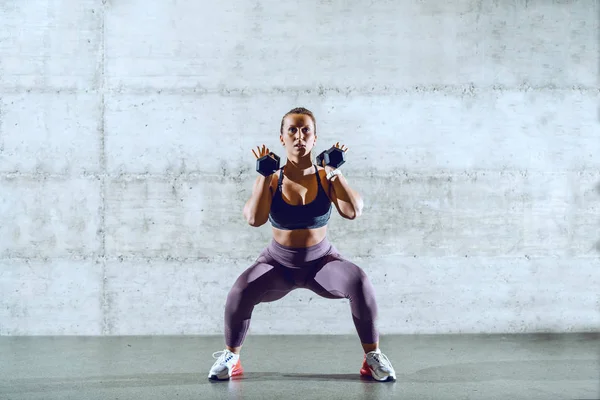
0, 0, 598, 336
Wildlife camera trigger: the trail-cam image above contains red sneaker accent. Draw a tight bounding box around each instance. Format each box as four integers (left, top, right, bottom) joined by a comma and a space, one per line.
359, 357, 372, 377
231, 359, 244, 377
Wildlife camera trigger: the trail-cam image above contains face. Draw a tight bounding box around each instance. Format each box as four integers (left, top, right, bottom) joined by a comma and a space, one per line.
280, 114, 317, 157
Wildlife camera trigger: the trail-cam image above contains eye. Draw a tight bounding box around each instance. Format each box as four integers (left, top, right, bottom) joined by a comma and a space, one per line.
289, 127, 297, 133
302, 127, 309, 133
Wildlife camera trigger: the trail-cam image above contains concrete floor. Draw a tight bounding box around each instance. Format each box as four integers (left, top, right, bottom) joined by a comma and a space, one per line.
0, 333, 598, 400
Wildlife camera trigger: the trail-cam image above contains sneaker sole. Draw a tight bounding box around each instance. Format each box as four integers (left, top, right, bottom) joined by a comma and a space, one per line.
208, 362, 244, 381
360, 364, 396, 382
361, 370, 396, 382
208, 371, 243, 381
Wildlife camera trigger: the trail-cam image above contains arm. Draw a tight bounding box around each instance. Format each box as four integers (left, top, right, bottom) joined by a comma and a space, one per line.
327, 171, 364, 220
243, 174, 275, 227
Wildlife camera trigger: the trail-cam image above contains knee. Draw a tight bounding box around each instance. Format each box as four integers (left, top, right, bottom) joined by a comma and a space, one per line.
326, 260, 373, 292
226, 280, 253, 308
225, 286, 257, 320
349, 265, 371, 287
349, 267, 377, 301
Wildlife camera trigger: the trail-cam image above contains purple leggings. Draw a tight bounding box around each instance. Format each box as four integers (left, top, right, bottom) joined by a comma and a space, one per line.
224, 237, 379, 348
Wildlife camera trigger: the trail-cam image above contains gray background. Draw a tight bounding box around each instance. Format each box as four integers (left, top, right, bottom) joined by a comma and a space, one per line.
0, 0, 598, 336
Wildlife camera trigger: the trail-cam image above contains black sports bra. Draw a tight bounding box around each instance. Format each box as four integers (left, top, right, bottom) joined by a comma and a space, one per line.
268, 165, 332, 230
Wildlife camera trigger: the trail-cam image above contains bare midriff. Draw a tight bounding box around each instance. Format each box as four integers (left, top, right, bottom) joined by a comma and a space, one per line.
271, 225, 328, 248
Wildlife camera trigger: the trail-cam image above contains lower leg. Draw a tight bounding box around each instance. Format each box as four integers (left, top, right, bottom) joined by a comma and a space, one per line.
361, 341, 379, 354
226, 345, 242, 355
352, 304, 379, 354
224, 316, 250, 355
224, 293, 252, 355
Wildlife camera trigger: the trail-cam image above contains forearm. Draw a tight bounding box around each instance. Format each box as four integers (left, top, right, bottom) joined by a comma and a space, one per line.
243, 175, 272, 226
330, 174, 364, 218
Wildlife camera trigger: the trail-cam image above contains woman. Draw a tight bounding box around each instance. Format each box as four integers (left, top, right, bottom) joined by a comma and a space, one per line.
208, 107, 396, 382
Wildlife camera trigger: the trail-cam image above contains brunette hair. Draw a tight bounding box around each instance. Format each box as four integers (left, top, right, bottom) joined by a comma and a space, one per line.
280, 107, 317, 135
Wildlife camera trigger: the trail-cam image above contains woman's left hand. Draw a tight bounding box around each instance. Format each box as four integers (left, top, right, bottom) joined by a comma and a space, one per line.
322, 142, 349, 173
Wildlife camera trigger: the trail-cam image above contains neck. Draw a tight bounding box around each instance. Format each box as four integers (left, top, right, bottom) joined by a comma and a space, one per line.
284, 156, 314, 177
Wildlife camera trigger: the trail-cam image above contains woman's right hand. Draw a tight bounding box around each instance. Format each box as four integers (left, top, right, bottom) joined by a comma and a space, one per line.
252, 144, 272, 160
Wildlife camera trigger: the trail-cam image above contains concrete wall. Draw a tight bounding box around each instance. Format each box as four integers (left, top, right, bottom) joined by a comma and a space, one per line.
0, 0, 598, 336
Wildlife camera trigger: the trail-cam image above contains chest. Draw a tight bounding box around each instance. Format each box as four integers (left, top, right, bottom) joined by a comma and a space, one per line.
281, 178, 319, 206
277, 173, 330, 206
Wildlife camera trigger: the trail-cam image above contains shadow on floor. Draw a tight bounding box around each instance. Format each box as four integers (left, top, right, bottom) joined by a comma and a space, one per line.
226, 372, 380, 382
0, 372, 386, 395
1, 358, 597, 395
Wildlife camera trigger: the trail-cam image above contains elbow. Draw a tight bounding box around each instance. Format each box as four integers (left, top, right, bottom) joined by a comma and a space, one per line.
350, 202, 364, 220
245, 214, 267, 227
247, 218, 261, 227
245, 214, 259, 227
243, 205, 257, 226
350, 210, 362, 220
243, 201, 271, 227
344, 206, 362, 220
243, 208, 256, 227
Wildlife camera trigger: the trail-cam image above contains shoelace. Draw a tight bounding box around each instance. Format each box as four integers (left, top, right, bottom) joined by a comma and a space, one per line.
212, 350, 236, 365
369, 352, 394, 371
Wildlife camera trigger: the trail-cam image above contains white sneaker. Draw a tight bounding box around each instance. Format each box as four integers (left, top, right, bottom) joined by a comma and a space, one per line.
208, 349, 243, 380
360, 348, 396, 382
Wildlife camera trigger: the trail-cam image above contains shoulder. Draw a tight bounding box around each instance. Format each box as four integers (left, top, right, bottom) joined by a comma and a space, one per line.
316, 165, 328, 181
269, 170, 281, 193
316, 166, 332, 193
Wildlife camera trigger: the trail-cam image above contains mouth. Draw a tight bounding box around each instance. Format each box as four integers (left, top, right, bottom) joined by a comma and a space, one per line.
294, 144, 306, 148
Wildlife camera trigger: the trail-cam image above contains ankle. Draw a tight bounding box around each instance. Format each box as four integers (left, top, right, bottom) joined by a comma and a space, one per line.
362, 342, 379, 354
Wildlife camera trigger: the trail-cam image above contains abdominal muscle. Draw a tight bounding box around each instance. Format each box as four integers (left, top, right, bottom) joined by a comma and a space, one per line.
271, 225, 328, 248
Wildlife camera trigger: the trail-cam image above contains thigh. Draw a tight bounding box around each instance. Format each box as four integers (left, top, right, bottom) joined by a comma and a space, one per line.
231, 250, 297, 303
303, 253, 370, 299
